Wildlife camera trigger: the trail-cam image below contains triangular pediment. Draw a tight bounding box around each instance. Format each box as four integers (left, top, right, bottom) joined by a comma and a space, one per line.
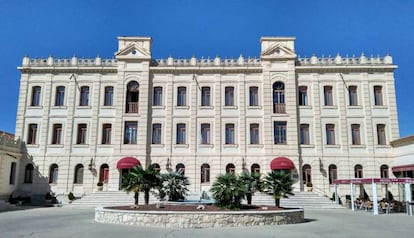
115, 42, 151, 59
261, 43, 296, 59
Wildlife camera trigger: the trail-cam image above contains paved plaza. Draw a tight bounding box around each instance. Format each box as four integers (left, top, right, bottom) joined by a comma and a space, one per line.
0, 206, 412, 238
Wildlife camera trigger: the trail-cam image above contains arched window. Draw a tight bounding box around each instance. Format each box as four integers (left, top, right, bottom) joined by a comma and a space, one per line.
152, 163, 161, 173
201, 163, 210, 183
328, 164, 337, 184
380, 164, 389, 178
74, 164, 84, 184
251, 163, 260, 174
99, 164, 109, 183
354, 164, 363, 178
302, 164, 312, 185
176, 163, 185, 175
273, 82, 285, 113
49, 164, 58, 184
126, 81, 139, 113
24, 164, 34, 184
226, 163, 235, 174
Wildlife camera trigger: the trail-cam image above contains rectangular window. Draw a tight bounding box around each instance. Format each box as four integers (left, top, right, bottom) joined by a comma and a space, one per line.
250, 123, 259, 144
9, 162, 16, 185
349, 86, 358, 106
201, 87, 211, 106
176, 123, 186, 144
31, 86, 41, 106
300, 124, 310, 145
377, 124, 386, 145
225, 86, 234, 106
298, 86, 308, 106
324, 86, 333, 106
274, 121, 287, 144
104, 86, 113, 106
351, 124, 361, 145
225, 124, 235, 144
201, 124, 211, 144
102, 124, 112, 144
80, 86, 89, 106
153, 87, 163, 106
52, 124, 62, 144
152, 123, 161, 144
177, 87, 187, 106
27, 123, 38, 144
77, 124, 87, 144
124, 121, 137, 144
55, 86, 65, 106
374, 86, 383, 106
249, 87, 258, 106
326, 124, 335, 145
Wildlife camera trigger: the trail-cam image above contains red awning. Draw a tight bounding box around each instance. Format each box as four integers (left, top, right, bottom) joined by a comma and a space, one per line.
116, 157, 141, 169
392, 164, 414, 172
270, 157, 295, 170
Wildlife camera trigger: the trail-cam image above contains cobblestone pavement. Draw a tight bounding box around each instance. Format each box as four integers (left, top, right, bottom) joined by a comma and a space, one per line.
0, 206, 412, 238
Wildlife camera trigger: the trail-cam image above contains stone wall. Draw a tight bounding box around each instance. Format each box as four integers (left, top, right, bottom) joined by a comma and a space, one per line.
95, 207, 304, 228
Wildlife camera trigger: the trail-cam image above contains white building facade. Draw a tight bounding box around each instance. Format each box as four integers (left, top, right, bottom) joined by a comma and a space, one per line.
15, 36, 400, 198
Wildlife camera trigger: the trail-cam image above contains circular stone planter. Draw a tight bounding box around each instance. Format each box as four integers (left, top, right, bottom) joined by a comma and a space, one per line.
95, 207, 304, 228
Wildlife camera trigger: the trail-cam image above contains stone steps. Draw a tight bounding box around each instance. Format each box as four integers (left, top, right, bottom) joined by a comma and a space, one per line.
252, 191, 344, 209
70, 191, 344, 209
69, 191, 158, 207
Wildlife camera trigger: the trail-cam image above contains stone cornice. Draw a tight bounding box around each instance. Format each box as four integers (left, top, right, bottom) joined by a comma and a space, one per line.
149, 67, 262, 74
390, 135, 414, 147
18, 67, 117, 74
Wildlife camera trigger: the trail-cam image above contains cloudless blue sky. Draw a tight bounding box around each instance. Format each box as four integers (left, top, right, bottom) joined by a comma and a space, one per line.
1, 0, 413, 137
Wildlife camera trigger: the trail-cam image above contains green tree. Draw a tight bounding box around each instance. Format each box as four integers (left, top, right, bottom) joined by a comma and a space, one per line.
239, 171, 262, 205
264, 170, 294, 207
210, 173, 245, 209
121, 164, 160, 206
157, 172, 190, 201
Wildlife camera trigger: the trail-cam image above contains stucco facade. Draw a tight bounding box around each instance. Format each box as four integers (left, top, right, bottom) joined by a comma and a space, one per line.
0, 132, 23, 200
15, 36, 400, 199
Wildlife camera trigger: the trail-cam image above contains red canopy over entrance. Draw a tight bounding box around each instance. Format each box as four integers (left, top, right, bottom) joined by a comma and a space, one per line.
116, 157, 141, 169
392, 164, 414, 172
270, 157, 295, 170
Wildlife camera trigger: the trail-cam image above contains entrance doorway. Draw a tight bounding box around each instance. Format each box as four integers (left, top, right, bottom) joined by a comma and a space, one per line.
302, 164, 312, 186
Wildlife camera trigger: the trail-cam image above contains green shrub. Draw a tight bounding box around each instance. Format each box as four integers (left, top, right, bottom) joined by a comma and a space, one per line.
68, 192, 75, 201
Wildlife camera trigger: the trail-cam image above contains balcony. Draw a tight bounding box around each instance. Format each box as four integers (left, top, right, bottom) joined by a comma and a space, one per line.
273, 103, 286, 113
126, 102, 138, 113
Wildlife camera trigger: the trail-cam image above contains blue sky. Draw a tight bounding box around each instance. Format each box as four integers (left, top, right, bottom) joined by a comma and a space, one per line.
0, 0, 413, 137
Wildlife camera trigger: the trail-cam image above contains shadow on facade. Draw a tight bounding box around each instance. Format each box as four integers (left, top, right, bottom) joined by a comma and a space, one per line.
9, 143, 53, 205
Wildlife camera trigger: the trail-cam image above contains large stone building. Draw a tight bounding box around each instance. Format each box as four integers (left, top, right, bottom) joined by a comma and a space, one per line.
15, 36, 401, 199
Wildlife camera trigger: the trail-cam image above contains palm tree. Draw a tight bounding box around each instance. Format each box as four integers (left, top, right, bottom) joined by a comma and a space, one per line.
264, 170, 294, 208
121, 164, 160, 206
239, 171, 262, 205
210, 173, 245, 209
157, 172, 190, 201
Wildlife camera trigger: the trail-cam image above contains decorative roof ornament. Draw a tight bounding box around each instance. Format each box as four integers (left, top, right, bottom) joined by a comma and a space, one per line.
359, 53, 367, 64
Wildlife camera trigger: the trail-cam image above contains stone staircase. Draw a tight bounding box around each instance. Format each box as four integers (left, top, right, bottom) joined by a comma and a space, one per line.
70, 190, 344, 209
69, 191, 159, 207
252, 191, 344, 209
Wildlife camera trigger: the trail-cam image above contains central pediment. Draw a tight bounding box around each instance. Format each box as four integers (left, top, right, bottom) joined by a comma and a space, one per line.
115, 37, 152, 60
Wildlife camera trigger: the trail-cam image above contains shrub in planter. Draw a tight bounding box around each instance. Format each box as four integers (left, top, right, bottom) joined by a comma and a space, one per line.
68, 192, 75, 201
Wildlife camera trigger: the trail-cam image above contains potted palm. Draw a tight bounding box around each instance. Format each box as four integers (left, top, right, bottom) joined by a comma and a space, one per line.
306, 182, 313, 192
97, 181, 104, 191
